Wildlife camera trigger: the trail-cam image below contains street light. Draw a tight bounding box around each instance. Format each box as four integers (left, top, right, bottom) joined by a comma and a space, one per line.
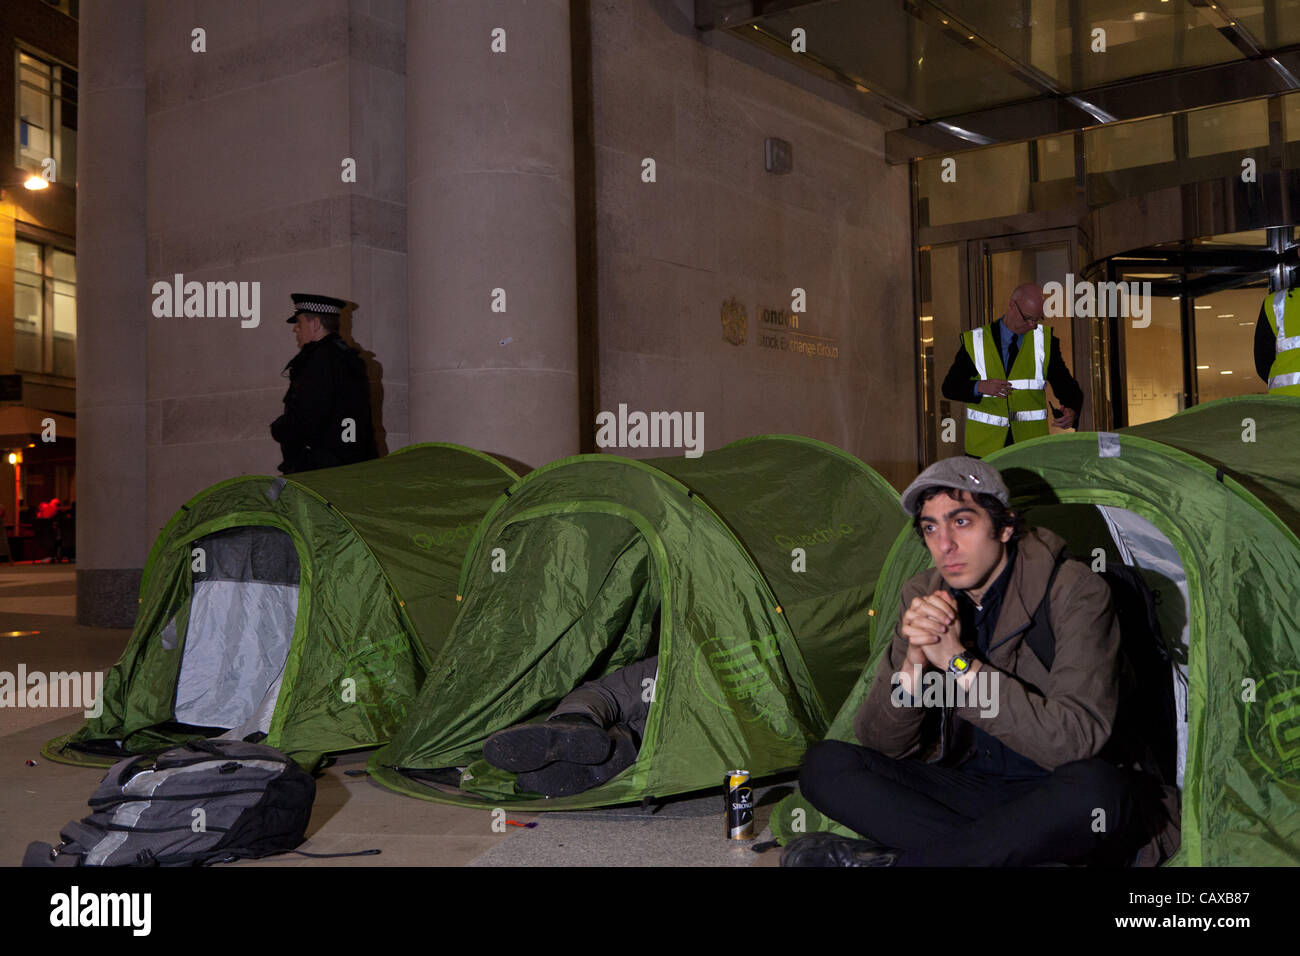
6, 451, 20, 537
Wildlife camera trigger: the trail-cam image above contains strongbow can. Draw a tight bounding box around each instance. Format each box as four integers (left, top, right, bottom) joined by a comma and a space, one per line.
725, 770, 754, 840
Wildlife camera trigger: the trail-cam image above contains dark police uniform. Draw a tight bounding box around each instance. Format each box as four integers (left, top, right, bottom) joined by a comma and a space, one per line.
270, 294, 378, 474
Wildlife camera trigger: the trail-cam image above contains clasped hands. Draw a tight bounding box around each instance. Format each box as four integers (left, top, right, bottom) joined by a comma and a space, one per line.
896, 590, 978, 697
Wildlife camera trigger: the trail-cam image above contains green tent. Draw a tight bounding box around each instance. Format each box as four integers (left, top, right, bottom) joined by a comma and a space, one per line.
369, 435, 904, 809
771, 395, 1300, 865
45, 443, 518, 768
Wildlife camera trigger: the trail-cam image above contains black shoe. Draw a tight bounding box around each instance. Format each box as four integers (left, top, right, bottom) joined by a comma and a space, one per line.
516, 724, 638, 797
779, 832, 898, 867
482, 715, 613, 773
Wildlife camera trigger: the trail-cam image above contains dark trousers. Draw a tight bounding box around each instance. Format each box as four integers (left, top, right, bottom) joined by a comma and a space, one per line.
800, 740, 1137, 866
551, 655, 658, 743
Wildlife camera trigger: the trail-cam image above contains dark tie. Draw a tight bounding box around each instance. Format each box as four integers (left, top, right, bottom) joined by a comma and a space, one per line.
1005, 336, 1019, 374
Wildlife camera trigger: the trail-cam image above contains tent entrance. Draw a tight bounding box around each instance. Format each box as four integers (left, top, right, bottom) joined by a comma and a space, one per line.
393, 505, 667, 790
173, 525, 301, 740
491, 506, 664, 704
1024, 503, 1189, 789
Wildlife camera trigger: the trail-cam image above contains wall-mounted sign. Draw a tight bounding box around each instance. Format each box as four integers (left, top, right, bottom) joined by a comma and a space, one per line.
758, 307, 839, 359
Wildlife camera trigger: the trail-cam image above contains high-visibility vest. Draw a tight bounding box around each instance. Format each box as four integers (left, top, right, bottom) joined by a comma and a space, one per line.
1265, 290, 1300, 397
961, 323, 1051, 458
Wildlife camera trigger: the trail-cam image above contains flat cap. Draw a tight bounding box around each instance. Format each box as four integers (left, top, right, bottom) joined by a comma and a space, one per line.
900, 456, 1009, 517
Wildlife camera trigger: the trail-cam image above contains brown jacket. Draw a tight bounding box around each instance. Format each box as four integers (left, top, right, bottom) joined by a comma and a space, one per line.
853, 527, 1121, 772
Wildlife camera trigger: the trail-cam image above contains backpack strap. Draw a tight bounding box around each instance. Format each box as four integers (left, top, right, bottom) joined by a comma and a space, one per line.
1023, 550, 1068, 672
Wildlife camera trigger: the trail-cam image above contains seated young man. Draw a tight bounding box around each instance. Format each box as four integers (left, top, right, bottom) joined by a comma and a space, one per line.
782, 457, 1137, 866
482, 656, 658, 798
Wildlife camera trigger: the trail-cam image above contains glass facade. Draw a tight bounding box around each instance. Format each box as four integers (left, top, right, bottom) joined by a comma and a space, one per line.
1193, 286, 1270, 403
1122, 291, 1183, 427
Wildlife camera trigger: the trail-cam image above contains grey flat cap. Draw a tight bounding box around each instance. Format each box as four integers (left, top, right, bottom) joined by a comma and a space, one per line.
900, 456, 1010, 517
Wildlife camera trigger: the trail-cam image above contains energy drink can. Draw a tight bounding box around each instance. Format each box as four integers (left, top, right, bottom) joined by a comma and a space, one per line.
725, 770, 754, 840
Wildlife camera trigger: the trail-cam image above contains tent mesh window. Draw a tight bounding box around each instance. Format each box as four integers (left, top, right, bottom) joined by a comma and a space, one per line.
173, 526, 300, 738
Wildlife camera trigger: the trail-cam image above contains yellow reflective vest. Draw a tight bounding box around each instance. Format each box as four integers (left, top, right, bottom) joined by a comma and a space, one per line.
1264, 289, 1300, 397
961, 323, 1051, 458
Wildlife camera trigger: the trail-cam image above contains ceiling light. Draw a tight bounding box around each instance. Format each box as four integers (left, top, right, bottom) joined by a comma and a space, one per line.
1194, 305, 1212, 310
1197, 365, 1210, 369
1220, 370, 1233, 374
1216, 314, 1234, 318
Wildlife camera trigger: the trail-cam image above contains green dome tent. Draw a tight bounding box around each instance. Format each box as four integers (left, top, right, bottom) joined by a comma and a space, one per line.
45, 443, 519, 769
368, 435, 905, 810
770, 396, 1300, 866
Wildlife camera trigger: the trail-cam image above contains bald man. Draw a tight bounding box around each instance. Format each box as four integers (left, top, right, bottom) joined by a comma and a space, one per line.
940, 283, 1084, 458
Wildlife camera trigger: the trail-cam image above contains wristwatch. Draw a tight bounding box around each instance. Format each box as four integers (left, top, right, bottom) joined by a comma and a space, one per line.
947, 652, 973, 676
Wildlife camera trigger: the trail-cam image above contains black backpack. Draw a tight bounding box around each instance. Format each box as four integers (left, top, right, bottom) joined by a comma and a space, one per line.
1026, 555, 1183, 866
24, 739, 317, 867
1027, 556, 1179, 781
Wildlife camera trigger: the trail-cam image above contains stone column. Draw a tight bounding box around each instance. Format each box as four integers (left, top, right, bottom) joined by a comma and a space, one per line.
406, 0, 579, 467
76, 0, 149, 626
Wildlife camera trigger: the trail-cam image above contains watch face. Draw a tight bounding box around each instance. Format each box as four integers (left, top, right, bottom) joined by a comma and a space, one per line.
950, 654, 970, 673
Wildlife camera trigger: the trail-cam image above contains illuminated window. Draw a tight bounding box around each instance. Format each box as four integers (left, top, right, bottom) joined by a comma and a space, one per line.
16, 50, 78, 185
14, 240, 76, 378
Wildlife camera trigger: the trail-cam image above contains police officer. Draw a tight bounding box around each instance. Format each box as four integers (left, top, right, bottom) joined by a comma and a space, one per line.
940, 283, 1084, 458
270, 293, 378, 474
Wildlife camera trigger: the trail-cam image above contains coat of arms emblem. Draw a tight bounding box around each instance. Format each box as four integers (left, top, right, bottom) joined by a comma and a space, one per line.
721, 296, 747, 346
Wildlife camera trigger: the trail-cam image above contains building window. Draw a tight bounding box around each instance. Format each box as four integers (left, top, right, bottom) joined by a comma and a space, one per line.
14, 239, 76, 378
16, 50, 78, 186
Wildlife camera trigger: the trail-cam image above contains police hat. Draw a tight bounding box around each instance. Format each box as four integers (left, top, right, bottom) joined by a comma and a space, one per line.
286, 293, 347, 324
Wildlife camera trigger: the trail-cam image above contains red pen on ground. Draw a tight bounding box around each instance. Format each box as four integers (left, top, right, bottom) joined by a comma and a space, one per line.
505, 819, 537, 828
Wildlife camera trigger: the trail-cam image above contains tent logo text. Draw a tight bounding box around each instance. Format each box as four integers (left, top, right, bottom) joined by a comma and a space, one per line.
413, 522, 477, 550
0, 666, 103, 717
774, 523, 853, 551
151, 273, 261, 328
595, 404, 704, 458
